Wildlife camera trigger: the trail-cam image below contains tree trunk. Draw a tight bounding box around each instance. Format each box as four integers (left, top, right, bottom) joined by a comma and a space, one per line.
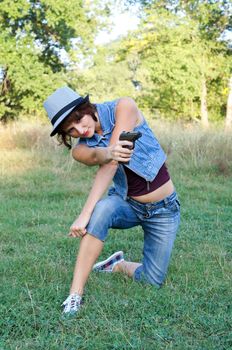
225, 76, 232, 131
1, 66, 10, 96
200, 76, 209, 127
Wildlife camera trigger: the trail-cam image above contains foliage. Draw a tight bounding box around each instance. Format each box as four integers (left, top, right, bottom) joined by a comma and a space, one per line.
67, 44, 137, 102
178, 0, 232, 40
0, 33, 64, 121
1, 0, 231, 123
119, 1, 232, 121
0, 0, 108, 121
121, 12, 202, 119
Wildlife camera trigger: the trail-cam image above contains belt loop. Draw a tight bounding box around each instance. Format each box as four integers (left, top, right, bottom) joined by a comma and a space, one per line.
164, 197, 169, 207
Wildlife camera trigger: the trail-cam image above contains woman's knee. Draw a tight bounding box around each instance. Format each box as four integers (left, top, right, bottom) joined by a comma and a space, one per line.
133, 265, 163, 287
86, 197, 116, 241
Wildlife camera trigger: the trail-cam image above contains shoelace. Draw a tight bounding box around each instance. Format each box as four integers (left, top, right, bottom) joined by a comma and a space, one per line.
62, 293, 82, 313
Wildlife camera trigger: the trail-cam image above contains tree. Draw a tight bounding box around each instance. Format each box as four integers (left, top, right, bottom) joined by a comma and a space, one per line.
119, 9, 207, 120
0, 0, 106, 121
67, 43, 136, 102
225, 76, 232, 130
122, 0, 231, 123
174, 0, 232, 125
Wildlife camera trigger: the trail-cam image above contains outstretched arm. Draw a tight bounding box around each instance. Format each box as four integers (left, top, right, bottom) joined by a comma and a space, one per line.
68, 162, 117, 237
69, 97, 141, 237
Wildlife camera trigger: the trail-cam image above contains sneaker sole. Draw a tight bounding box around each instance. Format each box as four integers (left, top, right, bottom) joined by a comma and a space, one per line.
93, 251, 124, 271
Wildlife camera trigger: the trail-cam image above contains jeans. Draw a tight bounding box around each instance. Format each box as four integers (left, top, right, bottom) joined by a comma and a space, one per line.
86, 191, 180, 287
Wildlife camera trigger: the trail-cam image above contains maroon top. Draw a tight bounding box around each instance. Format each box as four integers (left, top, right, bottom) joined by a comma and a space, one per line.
124, 163, 170, 197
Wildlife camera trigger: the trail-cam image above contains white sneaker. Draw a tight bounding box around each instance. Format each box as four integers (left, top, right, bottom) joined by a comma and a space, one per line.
93, 251, 124, 273
62, 293, 83, 315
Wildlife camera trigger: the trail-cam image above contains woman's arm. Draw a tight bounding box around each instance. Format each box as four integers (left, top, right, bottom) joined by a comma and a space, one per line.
69, 97, 140, 237
72, 97, 141, 165
72, 143, 132, 166
69, 162, 117, 237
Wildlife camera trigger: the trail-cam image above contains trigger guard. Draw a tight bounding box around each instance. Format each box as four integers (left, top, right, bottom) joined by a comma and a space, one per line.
122, 144, 134, 150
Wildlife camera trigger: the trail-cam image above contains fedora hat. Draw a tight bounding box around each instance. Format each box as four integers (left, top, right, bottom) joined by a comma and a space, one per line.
43, 86, 89, 136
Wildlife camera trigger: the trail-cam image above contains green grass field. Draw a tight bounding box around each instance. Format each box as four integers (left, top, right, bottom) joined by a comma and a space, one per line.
0, 122, 231, 350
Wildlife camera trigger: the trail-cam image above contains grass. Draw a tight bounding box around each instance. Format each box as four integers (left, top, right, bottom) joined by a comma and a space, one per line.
0, 121, 231, 350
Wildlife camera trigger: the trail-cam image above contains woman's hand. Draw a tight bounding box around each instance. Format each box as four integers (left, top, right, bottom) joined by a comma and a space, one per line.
68, 212, 91, 238
108, 140, 133, 163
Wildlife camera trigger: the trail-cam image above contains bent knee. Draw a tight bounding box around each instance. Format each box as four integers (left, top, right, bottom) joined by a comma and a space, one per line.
90, 199, 114, 225
133, 265, 164, 287
86, 198, 115, 241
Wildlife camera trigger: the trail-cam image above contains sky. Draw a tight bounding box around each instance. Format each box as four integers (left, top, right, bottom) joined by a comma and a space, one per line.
94, 8, 232, 46
95, 7, 140, 45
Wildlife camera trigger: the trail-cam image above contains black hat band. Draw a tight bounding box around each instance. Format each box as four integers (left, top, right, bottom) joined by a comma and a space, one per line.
51, 97, 85, 126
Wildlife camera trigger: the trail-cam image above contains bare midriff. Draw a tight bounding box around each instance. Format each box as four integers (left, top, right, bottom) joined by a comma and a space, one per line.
130, 179, 175, 203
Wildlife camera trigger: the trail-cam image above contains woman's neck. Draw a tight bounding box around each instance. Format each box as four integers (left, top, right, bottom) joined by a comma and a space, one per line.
95, 113, 103, 135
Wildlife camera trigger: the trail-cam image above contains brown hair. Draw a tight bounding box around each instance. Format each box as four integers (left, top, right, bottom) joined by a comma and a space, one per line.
56, 101, 97, 149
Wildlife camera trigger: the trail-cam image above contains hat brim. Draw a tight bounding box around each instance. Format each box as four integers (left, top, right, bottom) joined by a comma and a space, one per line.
50, 95, 89, 137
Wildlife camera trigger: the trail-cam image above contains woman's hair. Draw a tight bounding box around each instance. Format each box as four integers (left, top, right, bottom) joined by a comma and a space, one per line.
56, 101, 97, 149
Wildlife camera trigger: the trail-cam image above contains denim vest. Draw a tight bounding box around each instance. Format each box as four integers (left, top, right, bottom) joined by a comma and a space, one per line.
78, 100, 166, 199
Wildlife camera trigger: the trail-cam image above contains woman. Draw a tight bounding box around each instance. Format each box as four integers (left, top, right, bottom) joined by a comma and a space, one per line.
43, 86, 180, 315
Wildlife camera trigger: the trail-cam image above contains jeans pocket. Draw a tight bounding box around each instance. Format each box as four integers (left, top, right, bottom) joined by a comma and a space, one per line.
166, 199, 180, 214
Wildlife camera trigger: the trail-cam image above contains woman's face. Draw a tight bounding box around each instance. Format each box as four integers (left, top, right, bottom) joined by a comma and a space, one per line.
63, 114, 97, 138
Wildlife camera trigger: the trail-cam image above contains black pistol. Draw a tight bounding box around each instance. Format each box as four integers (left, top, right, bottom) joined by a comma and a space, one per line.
119, 131, 142, 149
119, 131, 142, 165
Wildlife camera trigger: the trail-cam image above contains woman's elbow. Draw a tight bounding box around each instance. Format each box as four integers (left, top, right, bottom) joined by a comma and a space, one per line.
72, 148, 79, 161
72, 147, 97, 166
